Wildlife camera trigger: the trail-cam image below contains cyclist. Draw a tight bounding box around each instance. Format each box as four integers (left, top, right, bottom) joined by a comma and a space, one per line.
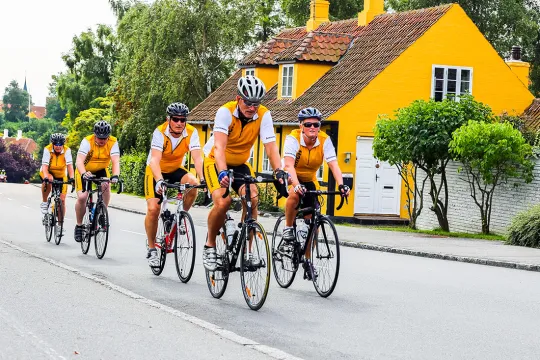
39, 133, 75, 216
202, 75, 287, 271
73, 120, 120, 242
145, 102, 204, 267
281, 107, 350, 276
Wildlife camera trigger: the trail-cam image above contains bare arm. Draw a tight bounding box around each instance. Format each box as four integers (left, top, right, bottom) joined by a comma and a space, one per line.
76, 153, 87, 175
327, 160, 343, 187
264, 141, 282, 171
214, 132, 228, 173
191, 149, 204, 180
284, 157, 300, 186
67, 164, 74, 179
111, 154, 120, 177
149, 149, 163, 181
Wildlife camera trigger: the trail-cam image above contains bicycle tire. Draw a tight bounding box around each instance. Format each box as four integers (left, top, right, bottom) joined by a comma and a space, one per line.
240, 221, 271, 311
151, 215, 168, 276
94, 203, 109, 259
311, 217, 340, 298
205, 233, 229, 299
81, 206, 92, 254
271, 216, 297, 288
174, 211, 196, 283
44, 200, 53, 243
54, 198, 63, 245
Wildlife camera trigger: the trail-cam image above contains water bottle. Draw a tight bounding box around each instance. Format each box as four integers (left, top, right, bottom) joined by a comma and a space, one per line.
225, 216, 236, 246
296, 219, 309, 243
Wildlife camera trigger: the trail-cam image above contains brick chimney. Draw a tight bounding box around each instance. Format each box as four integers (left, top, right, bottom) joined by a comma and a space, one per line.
505, 45, 531, 88
358, 0, 385, 26
306, 0, 330, 32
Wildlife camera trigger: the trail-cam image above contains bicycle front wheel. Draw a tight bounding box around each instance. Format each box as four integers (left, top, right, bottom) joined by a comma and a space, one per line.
205, 233, 229, 299
151, 215, 168, 276
94, 204, 109, 259
311, 217, 340, 298
240, 221, 271, 311
271, 216, 297, 288
54, 199, 63, 245
81, 208, 92, 254
44, 201, 53, 243
174, 211, 196, 283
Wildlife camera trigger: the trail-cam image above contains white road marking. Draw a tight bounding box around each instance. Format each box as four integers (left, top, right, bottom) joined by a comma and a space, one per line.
121, 229, 146, 236
7, 198, 12, 200
0, 240, 303, 360
22, 205, 33, 210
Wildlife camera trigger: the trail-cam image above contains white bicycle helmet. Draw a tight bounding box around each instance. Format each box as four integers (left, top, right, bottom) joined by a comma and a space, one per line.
237, 75, 266, 103
166, 102, 190, 117
298, 107, 323, 121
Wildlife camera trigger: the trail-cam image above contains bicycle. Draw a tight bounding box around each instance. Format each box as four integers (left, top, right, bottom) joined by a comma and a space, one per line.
42, 179, 74, 245
150, 181, 207, 283
205, 170, 284, 311
80, 177, 123, 259
271, 189, 347, 297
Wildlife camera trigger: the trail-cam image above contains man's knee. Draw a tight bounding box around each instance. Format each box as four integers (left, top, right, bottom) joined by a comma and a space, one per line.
146, 201, 160, 218
77, 192, 88, 203
212, 192, 232, 212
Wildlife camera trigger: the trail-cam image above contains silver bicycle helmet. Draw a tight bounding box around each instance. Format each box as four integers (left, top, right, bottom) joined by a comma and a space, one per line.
237, 75, 266, 103
298, 107, 322, 122
94, 120, 112, 139
50, 133, 66, 145
166, 102, 190, 117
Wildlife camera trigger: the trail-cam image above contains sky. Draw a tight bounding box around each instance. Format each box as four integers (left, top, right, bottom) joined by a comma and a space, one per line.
0, 0, 117, 106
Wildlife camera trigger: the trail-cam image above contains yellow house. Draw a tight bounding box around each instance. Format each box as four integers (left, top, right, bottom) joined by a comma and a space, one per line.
189, 0, 536, 220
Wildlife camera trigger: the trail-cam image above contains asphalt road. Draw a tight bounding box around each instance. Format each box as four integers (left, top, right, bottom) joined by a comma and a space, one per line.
1, 183, 540, 359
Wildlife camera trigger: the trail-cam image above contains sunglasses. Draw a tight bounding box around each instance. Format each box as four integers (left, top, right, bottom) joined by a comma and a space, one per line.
170, 116, 187, 123
52, 142, 64, 146
242, 99, 260, 107
302, 122, 321, 128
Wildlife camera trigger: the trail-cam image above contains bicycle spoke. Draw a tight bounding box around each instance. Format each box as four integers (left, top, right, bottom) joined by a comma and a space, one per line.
311, 218, 340, 297
240, 222, 270, 311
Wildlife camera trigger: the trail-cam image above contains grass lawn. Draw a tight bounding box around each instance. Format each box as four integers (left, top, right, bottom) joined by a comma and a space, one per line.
367, 225, 505, 241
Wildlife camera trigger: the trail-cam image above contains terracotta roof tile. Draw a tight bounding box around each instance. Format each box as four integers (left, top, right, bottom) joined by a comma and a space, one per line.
3, 137, 38, 154
315, 18, 364, 36
275, 32, 354, 63
522, 99, 540, 130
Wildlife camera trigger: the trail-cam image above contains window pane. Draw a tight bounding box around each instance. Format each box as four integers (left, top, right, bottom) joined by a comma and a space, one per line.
461, 69, 470, 81
434, 92, 443, 101
447, 80, 456, 93
434, 67, 444, 79
460, 81, 470, 94
435, 79, 444, 92
448, 68, 457, 80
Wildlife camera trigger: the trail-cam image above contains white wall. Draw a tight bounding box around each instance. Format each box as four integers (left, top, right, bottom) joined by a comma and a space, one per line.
416, 160, 540, 234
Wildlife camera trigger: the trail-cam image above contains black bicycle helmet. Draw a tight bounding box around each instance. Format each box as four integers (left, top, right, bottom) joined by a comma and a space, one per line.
50, 133, 66, 145
166, 102, 190, 117
237, 75, 266, 103
94, 120, 112, 139
298, 107, 322, 122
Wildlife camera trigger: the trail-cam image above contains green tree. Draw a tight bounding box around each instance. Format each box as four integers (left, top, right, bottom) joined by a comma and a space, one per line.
387, 0, 540, 94
280, 0, 363, 26
56, 25, 118, 124
2, 80, 30, 122
65, 97, 112, 150
388, 95, 494, 231
373, 116, 427, 229
46, 77, 67, 122
253, 0, 285, 42
113, 0, 256, 152
108, 0, 137, 20
450, 121, 533, 234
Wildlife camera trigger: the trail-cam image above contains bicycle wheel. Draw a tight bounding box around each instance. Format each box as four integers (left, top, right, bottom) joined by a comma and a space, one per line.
44, 200, 53, 242
94, 204, 109, 259
240, 221, 271, 311
174, 211, 196, 283
151, 215, 168, 276
310, 217, 340, 298
81, 206, 92, 254
205, 232, 229, 299
271, 216, 297, 288
54, 198, 63, 245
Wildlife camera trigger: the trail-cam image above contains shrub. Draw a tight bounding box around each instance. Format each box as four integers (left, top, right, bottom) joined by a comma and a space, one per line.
120, 152, 147, 196
506, 204, 540, 248
257, 182, 280, 212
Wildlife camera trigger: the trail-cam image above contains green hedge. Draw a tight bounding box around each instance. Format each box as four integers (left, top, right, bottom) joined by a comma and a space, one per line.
120, 152, 147, 196
506, 204, 540, 248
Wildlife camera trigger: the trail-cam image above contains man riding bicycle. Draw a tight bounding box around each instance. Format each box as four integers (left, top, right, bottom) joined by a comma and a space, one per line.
40, 133, 75, 216
202, 75, 287, 271
145, 102, 204, 267
73, 120, 120, 242
281, 107, 350, 271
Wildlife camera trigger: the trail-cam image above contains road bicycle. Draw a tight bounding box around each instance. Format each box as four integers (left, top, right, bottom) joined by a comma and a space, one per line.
150, 181, 207, 283
80, 177, 123, 259
42, 179, 73, 245
205, 170, 284, 311
271, 189, 347, 297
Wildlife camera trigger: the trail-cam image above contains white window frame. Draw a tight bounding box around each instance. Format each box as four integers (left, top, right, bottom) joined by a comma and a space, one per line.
262, 149, 272, 173
431, 65, 473, 101
281, 64, 294, 98
248, 146, 254, 166
245, 68, 255, 77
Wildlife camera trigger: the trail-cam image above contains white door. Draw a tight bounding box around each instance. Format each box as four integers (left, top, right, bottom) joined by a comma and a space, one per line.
354, 137, 401, 215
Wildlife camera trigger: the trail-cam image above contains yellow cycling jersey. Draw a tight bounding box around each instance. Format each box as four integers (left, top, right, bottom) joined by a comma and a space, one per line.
289, 129, 328, 182
43, 144, 70, 178
207, 101, 269, 167
153, 122, 197, 173
82, 134, 118, 173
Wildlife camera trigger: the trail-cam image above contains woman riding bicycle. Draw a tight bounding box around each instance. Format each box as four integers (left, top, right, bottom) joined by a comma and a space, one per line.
281, 107, 350, 268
